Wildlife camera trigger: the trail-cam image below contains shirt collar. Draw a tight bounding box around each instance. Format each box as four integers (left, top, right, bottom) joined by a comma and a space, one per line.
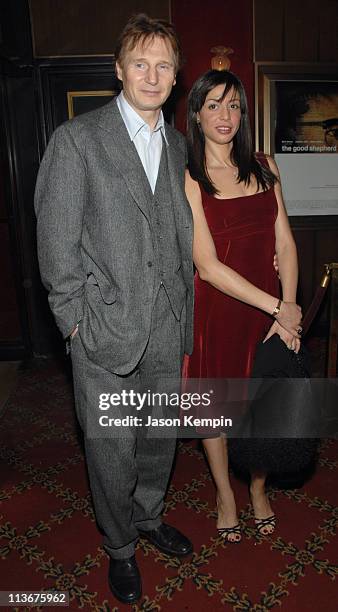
116, 91, 168, 144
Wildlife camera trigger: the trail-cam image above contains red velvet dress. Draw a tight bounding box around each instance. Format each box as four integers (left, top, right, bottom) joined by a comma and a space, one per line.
183, 181, 280, 380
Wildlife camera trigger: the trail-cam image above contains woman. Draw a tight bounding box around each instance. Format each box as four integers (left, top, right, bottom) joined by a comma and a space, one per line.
183, 70, 302, 542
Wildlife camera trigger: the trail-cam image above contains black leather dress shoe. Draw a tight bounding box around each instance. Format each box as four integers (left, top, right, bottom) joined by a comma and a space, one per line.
139, 523, 193, 556
108, 555, 142, 604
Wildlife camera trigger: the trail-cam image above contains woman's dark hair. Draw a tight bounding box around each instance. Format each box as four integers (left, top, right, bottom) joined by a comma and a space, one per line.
187, 70, 277, 195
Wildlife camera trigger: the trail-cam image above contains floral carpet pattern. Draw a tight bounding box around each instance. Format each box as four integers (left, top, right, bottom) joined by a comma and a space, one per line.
0, 359, 337, 611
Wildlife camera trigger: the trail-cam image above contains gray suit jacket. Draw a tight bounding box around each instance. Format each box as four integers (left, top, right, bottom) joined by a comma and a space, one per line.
35, 99, 194, 374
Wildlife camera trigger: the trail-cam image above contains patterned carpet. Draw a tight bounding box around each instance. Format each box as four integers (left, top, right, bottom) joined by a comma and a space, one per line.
0, 358, 337, 611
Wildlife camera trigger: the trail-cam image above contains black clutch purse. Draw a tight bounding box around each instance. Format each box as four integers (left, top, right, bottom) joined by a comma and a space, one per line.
228, 335, 319, 474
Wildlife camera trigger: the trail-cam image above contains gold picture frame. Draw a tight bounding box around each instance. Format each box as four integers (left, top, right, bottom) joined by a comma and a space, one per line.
67, 90, 116, 119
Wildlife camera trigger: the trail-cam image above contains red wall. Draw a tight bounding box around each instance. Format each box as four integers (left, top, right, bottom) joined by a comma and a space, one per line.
172, 0, 254, 134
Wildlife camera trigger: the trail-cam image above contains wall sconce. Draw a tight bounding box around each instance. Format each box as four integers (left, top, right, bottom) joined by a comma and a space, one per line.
210, 46, 234, 71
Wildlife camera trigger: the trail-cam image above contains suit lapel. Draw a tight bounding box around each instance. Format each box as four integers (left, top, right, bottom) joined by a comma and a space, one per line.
98, 99, 152, 220
95, 100, 192, 248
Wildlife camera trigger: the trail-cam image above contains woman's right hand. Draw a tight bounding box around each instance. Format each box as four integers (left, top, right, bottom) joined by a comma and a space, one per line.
275, 301, 302, 337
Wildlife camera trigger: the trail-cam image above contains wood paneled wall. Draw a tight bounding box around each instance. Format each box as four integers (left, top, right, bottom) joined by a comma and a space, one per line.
254, 0, 338, 62
0, 70, 30, 357
28, 0, 170, 56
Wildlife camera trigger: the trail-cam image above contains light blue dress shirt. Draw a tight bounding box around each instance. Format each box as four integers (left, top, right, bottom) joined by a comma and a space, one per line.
116, 91, 168, 193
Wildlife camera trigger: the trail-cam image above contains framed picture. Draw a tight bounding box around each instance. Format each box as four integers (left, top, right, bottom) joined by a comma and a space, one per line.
255, 63, 338, 216
255, 63, 338, 154
37, 58, 119, 142
67, 90, 116, 119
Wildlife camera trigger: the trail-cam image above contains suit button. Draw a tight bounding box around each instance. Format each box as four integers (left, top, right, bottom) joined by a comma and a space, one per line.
147, 261, 153, 267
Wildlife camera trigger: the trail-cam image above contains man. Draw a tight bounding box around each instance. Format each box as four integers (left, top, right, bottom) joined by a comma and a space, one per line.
35, 14, 194, 605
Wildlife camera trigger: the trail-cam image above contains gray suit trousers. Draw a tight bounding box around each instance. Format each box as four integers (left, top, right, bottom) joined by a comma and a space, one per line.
70, 286, 185, 559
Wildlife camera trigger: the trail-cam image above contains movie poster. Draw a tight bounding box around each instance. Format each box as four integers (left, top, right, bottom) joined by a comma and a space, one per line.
275, 81, 338, 154
273, 80, 338, 215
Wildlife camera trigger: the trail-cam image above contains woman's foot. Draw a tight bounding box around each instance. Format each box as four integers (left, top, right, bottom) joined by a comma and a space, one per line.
216, 493, 241, 543
250, 485, 275, 535
254, 514, 276, 536
217, 524, 242, 543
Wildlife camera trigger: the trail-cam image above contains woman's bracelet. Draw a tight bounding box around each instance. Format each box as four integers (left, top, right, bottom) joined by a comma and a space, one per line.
272, 298, 282, 317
